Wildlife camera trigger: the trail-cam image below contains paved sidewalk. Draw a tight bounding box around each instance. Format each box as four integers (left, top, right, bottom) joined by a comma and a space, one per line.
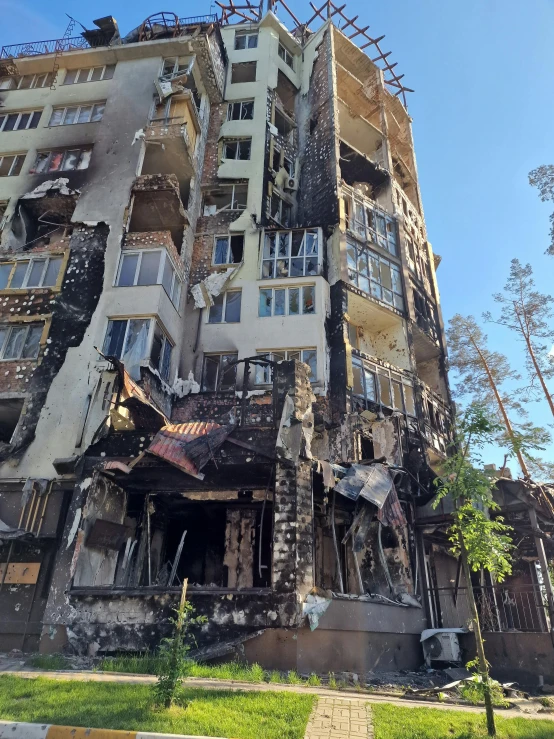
304, 697, 373, 739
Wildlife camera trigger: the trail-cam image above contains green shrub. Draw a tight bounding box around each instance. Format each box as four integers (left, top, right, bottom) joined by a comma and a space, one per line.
286, 670, 304, 685
458, 676, 508, 707
327, 672, 337, 689
27, 654, 69, 671
269, 670, 282, 683
306, 673, 321, 686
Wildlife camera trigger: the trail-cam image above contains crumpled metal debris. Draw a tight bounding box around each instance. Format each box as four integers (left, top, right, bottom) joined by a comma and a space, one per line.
334, 463, 393, 506
303, 594, 332, 630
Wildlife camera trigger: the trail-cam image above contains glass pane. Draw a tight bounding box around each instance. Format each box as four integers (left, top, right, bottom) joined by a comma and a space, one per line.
0, 264, 12, 289
10, 262, 28, 289
224, 141, 238, 159
306, 231, 318, 255
60, 151, 78, 171
229, 103, 239, 120
235, 34, 246, 50
3, 327, 25, 359
391, 266, 402, 295
230, 235, 243, 262
382, 288, 393, 305
91, 67, 103, 81
162, 256, 173, 295
394, 294, 405, 312
209, 293, 224, 323
77, 106, 92, 123
42, 257, 62, 287
275, 259, 288, 278
91, 104, 105, 121
160, 340, 172, 381
379, 374, 391, 407
392, 380, 404, 410
150, 323, 163, 369
278, 232, 289, 257
288, 351, 301, 361
369, 254, 380, 281
0, 328, 8, 354
19, 76, 33, 89
247, 34, 258, 48
224, 291, 241, 322
3, 114, 18, 131
31, 152, 49, 174
404, 384, 415, 416
274, 289, 286, 316
380, 261, 393, 290
214, 237, 229, 264
302, 285, 315, 314
26, 259, 46, 287
103, 65, 116, 80
238, 140, 251, 159
261, 260, 274, 279
76, 69, 90, 83
137, 251, 160, 285
290, 258, 304, 276
172, 278, 182, 308
241, 101, 254, 119
352, 359, 364, 395
364, 369, 377, 402
49, 109, 64, 127
347, 242, 357, 271
28, 111, 41, 129
259, 289, 272, 317
123, 319, 149, 361
359, 275, 370, 294
117, 254, 138, 286
357, 251, 369, 276
291, 231, 303, 257
63, 69, 78, 85
303, 349, 317, 381
77, 149, 92, 169
21, 325, 42, 358
202, 356, 219, 391
263, 233, 276, 258
64, 107, 78, 125
103, 320, 127, 357
288, 288, 299, 315
221, 354, 237, 389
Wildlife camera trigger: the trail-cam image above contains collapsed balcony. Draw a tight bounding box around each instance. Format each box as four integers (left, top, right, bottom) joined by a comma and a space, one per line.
128, 174, 188, 252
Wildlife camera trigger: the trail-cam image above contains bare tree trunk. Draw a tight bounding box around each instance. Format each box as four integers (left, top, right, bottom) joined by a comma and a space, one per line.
469, 336, 530, 478
459, 534, 496, 737
514, 303, 554, 418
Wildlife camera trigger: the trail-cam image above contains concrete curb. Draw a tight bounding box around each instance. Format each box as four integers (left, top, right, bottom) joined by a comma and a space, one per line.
0, 722, 229, 739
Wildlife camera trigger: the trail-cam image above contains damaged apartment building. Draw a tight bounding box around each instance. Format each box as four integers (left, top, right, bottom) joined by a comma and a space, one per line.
0, 2, 553, 684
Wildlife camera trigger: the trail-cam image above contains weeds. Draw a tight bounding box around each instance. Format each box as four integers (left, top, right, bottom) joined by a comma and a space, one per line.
26, 654, 69, 671
287, 670, 304, 685
269, 670, 282, 684
458, 676, 509, 707
306, 673, 321, 687
327, 672, 337, 689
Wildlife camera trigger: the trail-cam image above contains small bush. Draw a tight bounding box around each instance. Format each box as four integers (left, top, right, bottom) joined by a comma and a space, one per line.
249, 663, 265, 682
538, 696, 554, 708
327, 672, 337, 689
27, 654, 69, 671
458, 676, 508, 707
307, 673, 321, 686
269, 670, 282, 683
287, 670, 304, 685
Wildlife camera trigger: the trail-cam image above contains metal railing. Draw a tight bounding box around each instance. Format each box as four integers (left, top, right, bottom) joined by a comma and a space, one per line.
428, 585, 551, 633
1, 36, 97, 59
178, 14, 219, 25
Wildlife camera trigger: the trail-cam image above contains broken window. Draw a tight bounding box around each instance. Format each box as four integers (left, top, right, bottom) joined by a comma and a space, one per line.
231, 62, 257, 84
0, 256, 63, 290
234, 31, 258, 49
203, 184, 248, 215
161, 57, 190, 77
347, 237, 404, 311
0, 398, 24, 443
255, 348, 317, 383
213, 234, 244, 265
413, 286, 438, 341
208, 290, 242, 324
0, 110, 41, 132
259, 284, 315, 317
273, 108, 294, 141
345, 194, 398, 256
0, 323, 43, 360
103, 318, 174, 381
222, 138, 252, 161
262, 229, 319, 279
351, 356, 415, 415
115, 249, 182, 309
30, 147, 92, 174
49, 102, 105, 126
227, 100, 254, 121
269, 192, 292, 227
278, 42, 294, 69
0, 73, 53, 90
62, 65, 115, 85
202, 353, 238, 391
0, 154, 24, 177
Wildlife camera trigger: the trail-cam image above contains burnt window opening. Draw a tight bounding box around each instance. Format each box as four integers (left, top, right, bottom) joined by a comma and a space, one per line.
380, 526, 397, 549
11, 195, 77, 252
273, 108, 294, 142
0, 398, 24, 443
231, 62, 257, 84
269, 191, 292, 227
392, 157, 418, 208
213, 234, 244, 265
203, 184, 248, 215
276, 70, 297, 118
340, 142, 389, 197
202, 353, 238, 392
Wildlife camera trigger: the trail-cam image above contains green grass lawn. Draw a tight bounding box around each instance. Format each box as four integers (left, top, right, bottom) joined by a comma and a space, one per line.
0, 675, 315, 739
372, 704, 554, 739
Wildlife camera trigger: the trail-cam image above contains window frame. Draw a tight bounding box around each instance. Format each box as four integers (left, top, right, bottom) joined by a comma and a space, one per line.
0, 255, 64, 291
0, 154, 24, 177
62, 65, 115, 85
234, 31, 258, 50
0, 73, 53, 90
351, 355, 416, 416
202, 352, 238, 392
49, 102, 105, 127
269, 190, 292, 227
114, 248, 182, 310
261, 228, 320, 280
212, 233, 244, 266
203, 184, 248, 215
346, 236, 404, 312
30, 147, 92, 174
278, 42, 294, 68
258, 284, 316, 317
222, 137, 252, 161
0, 110, 41, 132
346, 194, 399, 257
102, 317, 174, 382
255, 348, 317, 384
208, 289, 242, 324
227, 100, 254, 121
0, 323, 44, 361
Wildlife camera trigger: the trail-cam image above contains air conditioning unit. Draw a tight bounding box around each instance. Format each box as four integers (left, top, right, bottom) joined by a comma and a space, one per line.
421, 629, 462, 666
286, 177, 298, 191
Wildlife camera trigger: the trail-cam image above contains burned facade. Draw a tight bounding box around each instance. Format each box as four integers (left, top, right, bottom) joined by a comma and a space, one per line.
0, 3, 552, 684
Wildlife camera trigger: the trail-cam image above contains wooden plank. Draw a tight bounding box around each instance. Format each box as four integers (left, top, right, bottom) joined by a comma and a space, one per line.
0, 562, 40, 584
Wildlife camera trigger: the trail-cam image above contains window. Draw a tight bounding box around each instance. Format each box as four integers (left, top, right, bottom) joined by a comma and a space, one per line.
103, 318, 173, 381
49, 103, 105, 127
161, 57, 190, 77
203, 184, 248, 215
0, 256, 63, 290
0, 324, 43, 360
227, 100, 254, 120
271, 145, 294, 176
213, 234, 244, 265
262, 229, 319, 279
0, 155, 24, 177
202, 353, 238, 391
0, 73, 53, 90
270, 192, 292, 227
63, 65, 115, 85
346, 197, 398, 256
259, 285, 315, 317
0, 110, 41, 132
352, 356, 415, 416
208, 290, 242, 323
0, 398, 24, 443
30, 147, 92, 174
273, 108, 294, 140
115, 250, 182, 309
231, 62, 257, 84
278, 43, 294, 68
347, 237, 404, 311
235, 31, 258, 49
222, 138, 251, 160
255, 348, 317, 384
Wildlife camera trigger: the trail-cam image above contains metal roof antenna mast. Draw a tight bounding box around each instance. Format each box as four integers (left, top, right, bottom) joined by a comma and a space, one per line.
50, 15, 79, 91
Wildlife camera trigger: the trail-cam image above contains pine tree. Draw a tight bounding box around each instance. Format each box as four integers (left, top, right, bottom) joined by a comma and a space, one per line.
529, 165, 554, 255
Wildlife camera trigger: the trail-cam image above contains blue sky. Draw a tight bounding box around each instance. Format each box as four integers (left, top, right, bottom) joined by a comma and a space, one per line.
1, 0, 553, 469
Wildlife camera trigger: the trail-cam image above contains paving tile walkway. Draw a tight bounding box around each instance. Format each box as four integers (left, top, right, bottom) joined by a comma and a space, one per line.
304, 697, 373, 739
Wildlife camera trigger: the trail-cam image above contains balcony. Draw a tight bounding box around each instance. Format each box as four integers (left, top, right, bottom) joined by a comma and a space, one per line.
129, 175, 188, 251
412, 283, 441, 362
420, 383, 452, 462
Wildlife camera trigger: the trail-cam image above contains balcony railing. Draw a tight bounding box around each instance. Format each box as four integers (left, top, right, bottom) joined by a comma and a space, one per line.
420, 384, 452, 456
146, 117, 193, 153
428, 585, 551, 633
